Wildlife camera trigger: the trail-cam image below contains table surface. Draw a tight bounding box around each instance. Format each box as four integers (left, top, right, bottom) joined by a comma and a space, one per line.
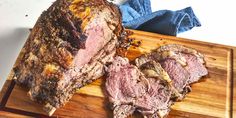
0, 0, 236, 90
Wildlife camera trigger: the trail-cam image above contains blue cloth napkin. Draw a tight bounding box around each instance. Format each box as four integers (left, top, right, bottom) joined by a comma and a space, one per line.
119, 0, 201, 36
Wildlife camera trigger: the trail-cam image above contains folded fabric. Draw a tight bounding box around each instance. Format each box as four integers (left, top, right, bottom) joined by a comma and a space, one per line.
119, 0, 201, 36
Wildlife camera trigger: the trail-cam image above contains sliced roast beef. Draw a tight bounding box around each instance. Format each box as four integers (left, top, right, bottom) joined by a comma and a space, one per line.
159, 59, 190, 95
106, 44, 208, 118
135, 59, 182, 98
182, 53, 208, 84
13, 0, 122, 115
135, 55, 186, 99
106, 56, 149, 107
154, 44, 208, 85
136, 44, 208, 96
106, 56, 172, 118
135, 78, 172, 118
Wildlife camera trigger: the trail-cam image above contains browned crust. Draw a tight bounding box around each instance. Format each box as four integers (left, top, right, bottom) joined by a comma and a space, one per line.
12, 0, 123, 116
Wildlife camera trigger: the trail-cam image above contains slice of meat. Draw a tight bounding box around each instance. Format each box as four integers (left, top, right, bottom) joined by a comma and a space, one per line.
13, 0, 123, 115
156, 44, 205, 64
106, 44, 208, 118
106, 56, 172, 118
154, 44, 208, 84
159, 59, 190, 94
106, 56, 149, 106
135, 78, 172, 117
137, 44, 208, 96
135, 55, 185, 99
182, 53, 208, 84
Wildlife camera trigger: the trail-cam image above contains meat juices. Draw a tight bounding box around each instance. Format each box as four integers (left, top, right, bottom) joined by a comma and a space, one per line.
106, 44, 208, 118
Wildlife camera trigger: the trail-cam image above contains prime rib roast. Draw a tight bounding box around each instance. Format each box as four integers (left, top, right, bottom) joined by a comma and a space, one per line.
11, 0, 208, 116
105, 44, 208, 118
13, 0, 123, 115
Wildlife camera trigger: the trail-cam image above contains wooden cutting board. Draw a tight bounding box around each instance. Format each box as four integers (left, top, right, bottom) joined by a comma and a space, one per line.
0, 30, 235, 118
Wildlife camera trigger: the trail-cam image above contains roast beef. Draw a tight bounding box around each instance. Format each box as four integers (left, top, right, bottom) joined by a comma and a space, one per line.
106, 44, 208, 118
159, 59, 190, 96
13, 0, 122, 115
136, 44, 208, 97
106, 56, 173, 118
154, 44, 208, 84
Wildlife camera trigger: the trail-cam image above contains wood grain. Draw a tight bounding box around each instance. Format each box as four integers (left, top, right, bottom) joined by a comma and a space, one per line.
0, 30, 235, 118
0, 111, 31, 118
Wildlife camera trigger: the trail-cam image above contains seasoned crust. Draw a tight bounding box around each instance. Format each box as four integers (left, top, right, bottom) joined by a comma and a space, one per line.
13, 0, 123, 115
